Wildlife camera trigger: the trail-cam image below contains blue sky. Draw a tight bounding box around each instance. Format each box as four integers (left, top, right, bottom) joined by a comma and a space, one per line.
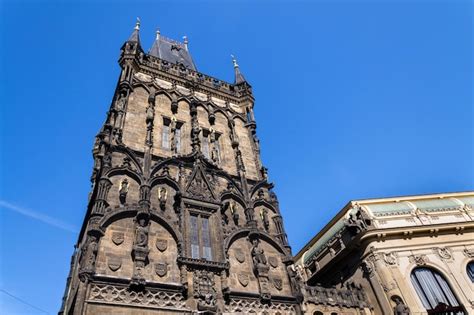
1, 0, 472, 313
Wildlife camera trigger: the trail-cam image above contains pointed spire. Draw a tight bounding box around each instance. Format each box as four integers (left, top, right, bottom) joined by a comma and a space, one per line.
231, 54, 246, 84
183, 36, 189, 51
127, 17, 141, 42
149, 28, 160, 57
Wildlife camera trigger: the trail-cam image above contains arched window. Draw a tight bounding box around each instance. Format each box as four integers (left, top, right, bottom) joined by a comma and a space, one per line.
411, 267, 465, 314
313, 312, 323, 315
467, 262, 474, 283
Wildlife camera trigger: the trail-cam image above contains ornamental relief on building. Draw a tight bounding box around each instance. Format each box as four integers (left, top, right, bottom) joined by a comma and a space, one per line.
107, 256, 122, 272
434, 247, 452, 260
383, 252, 398, 266
409, 254, 428, 266
112, 232, 125, 246
155, 238, 168, 252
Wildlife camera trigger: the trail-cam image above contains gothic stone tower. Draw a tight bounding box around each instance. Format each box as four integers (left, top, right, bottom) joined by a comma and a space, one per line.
60, 20, 301, 314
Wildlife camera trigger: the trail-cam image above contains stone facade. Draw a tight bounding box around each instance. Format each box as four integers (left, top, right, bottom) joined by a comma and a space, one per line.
295, 192, 474, 315
59, 21, 299, 315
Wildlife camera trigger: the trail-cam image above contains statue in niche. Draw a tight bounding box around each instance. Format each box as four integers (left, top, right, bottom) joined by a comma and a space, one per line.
229, 201, 239, 226
146, 104, 154, 128
158, 187, 167, 211
119, 178, 129, 205
251, 238, 267, 267
209, 127, 219, 163
134, 218, 149, 248
170, 116, 178, 154
84, 235, 99, 268
392, 296, 411, 315
115, 92, 126, 111
260, 208, 270, 230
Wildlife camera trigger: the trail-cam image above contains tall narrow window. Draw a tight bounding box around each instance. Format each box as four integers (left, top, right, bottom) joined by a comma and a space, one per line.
246, 108, 252, 123
214, 137, 221, 163
188, 213, 213, 260
467, 262, 474, 283
411, 267, 465, 314
175, 127, 181, 153
202, 132, 210, 158
201, 217, 212, 260
162, 124, 170, 149
190, 214, 200, 259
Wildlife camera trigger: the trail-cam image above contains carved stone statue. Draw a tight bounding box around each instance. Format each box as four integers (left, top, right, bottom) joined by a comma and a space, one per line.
115, 92, 126, 111
209, 127, 219, 163
134, 218, 149, 248
229, 201, 239, 226
84, 235, 99, 268
158, 187, 167, 210
393, 296, 410, 315
119, 178, 129, 205
345, 207, 371, 236
260, 208, 270, 230
170, 116, 177, 154
251, 238, 267, 267
146, 105, 154, 128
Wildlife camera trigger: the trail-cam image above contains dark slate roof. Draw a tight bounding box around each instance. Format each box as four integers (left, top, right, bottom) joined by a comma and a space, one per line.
232, 56, 247, 84
149, 33, 196, 71
128, 19, 141, 43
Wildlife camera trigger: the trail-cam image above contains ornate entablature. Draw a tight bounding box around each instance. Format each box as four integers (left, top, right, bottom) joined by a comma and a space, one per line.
59, 20, 296, 315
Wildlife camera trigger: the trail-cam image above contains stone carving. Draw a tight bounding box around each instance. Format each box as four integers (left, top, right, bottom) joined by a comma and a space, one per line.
89, 284, 187, 309
271, 277, 283, 291
193, 270, 217, 311
435, 247, 452, 260
238, 273, 250, 287
260, 208, 270, 231
119, 178, 129, 205
229, 201, 239, 226
362, 259, 375, 278
112, 232, 124, 246
108, 256, 122, 271
251, 238, 267, 270
158, 187, 167, 211
224, 298, 295, 313
268, 256, 278, 268
115, 93, 126, 111
383, 252, 398, 266
463, 248, 474, 258
209, 127, 219, 163
345, 206, 372, 236
155, 238, 168, 252
409, 254, 427, 266
235, 248, 245, 263
392, 295, 411, 315
134, 218, 149, 248
78, 235, 99, 281
287, 265, 303, 297
186, 170, 214, 201
155, 262, 168, 277
170, 116, 178, 154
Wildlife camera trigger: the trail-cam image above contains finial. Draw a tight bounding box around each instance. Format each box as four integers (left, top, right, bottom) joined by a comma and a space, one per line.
231, 54, 239, 68
183, 36, 189, 50
135, 17, 141, 31
155, 28, 160, 40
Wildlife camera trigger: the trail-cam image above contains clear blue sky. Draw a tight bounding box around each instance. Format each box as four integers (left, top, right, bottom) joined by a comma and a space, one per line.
1, 0, 472, 313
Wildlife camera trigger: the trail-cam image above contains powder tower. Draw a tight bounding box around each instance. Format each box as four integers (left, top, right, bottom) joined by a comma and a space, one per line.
60, 20, 301, 314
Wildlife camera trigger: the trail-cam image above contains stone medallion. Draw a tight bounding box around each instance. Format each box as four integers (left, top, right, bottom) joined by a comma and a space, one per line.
272, 277, 283, 291
268, 256, 278, 268
108, 256, 122, 272
235, 249, 245, 263
155, 238, 168, 252
112, 232, 124, 246
155, 262, 168, 277
237, 274, 249, 287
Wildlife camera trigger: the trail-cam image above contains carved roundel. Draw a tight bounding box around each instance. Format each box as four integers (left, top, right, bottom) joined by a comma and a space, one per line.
268, 256, 278, 268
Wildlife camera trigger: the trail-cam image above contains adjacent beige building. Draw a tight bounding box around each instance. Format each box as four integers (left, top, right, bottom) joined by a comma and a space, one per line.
295, 191, 474, 315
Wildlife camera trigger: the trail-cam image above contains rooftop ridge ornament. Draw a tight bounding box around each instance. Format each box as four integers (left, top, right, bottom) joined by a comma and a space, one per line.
155, 29, 160, 40
135, 17, 140, 31
183, 36, 189, 50
231, 54, 239, 68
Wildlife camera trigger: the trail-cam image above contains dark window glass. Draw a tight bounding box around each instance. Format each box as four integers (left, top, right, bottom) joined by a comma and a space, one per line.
467, 262, 474, 283
190, 214, 199, 259
162, 125, 170, 149
175, 127, 181, 152
411, 267, 465, 314
201, 217, 212, 260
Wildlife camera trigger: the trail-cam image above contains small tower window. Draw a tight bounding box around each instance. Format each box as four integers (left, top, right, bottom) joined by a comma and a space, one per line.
246, 108, 252, 123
